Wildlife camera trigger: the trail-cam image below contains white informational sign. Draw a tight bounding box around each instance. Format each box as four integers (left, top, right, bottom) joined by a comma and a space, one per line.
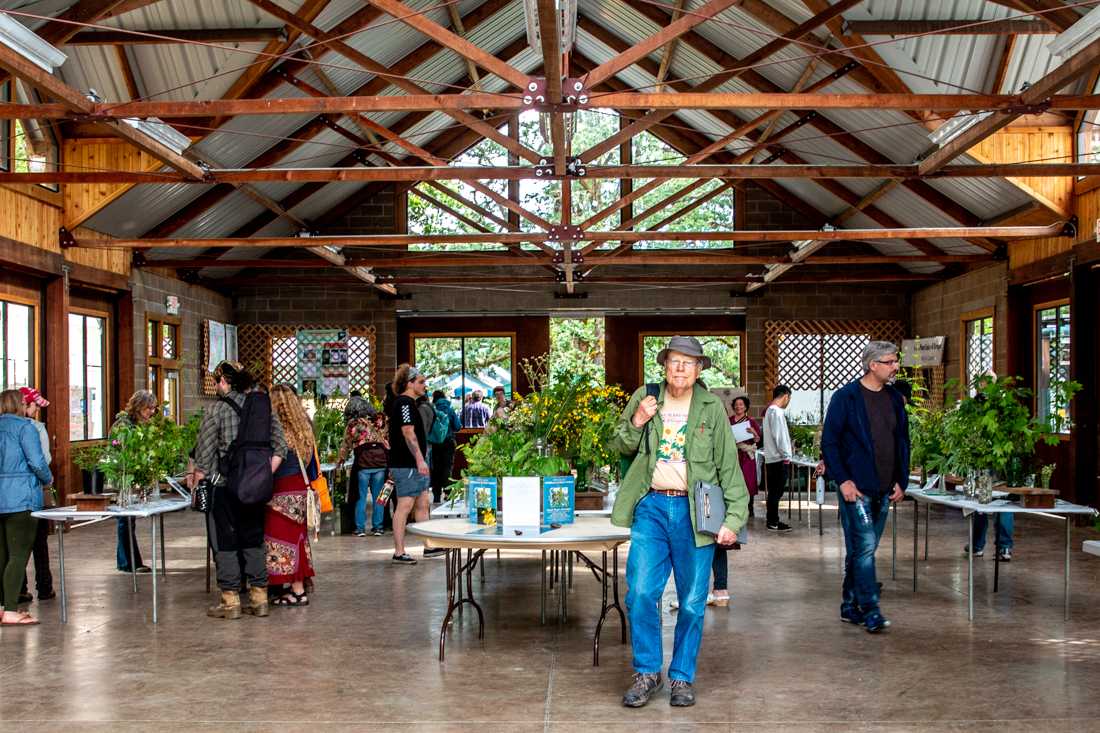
731, 420, 754, 444
901, 336, 945, 367
225, 324, 238, 362
165, 295, 180, 316
502, 476, 542, 529
206, 321, 226, 371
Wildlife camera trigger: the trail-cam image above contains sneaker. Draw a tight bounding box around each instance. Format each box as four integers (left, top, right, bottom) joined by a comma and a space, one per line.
767, 522, 793, 533
670, 593, 715, 611
669, 679, 696, 707
840, 604, 864, 625
621, 672, 663, 708
423, 547, 447, 559
963, 545, 984, 557
997, 548, 1012, 562
355, 531, 366, 537
392, 553, 418, 565
37, 590, 56, 601
863, 610, 890, 633
371, 529, 384, 537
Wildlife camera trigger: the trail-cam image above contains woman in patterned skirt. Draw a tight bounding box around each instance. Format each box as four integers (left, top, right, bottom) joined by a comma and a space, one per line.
265, 384, 318, 606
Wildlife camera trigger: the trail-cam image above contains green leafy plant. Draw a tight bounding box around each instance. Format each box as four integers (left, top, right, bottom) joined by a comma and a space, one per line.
787, 414, 819, 458
905, 376, 952, 478
97, 412, 202, 490
941, 376, 1079, 479
312, 403, 345, 463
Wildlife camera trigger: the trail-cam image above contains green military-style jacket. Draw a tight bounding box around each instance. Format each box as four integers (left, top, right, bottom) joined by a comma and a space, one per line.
609, 382, 749, 547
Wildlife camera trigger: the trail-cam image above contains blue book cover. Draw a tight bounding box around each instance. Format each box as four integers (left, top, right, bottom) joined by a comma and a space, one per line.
467, 477, 497, 525
542, 476, 575, 525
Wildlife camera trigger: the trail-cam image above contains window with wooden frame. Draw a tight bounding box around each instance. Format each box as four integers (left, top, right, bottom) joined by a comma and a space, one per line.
69, 310, 110, 442
0, 297, 36, 389
638, 332, 744, 388
147, 315, 182, 423
960, 308, 994, 395
410, 333, 515, 429
1035, 300, 1072, 434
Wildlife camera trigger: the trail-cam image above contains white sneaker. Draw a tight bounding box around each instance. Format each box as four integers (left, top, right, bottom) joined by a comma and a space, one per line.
669, 593, 716, 611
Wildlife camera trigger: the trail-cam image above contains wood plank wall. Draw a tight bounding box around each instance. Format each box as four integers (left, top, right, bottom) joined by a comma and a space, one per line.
62, 140, 159, 232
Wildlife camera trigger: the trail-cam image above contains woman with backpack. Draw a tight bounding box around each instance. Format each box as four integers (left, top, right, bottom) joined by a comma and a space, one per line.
428, 390, 462, 503
264, 385, 318, 606
337, 400, 389, 537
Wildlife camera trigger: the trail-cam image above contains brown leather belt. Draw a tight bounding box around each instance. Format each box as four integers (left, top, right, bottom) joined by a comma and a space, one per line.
650, 488, 688, 497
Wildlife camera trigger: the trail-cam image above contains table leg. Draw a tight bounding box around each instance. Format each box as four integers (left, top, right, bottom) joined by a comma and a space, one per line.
56, 522, 67, 624
924, 503, 930, 561
159, 514, 167, 579
891, 502, 897, 581
787, 465, 792, 519
465, 550, 485, 639
129, 518, 138, 593
151, 516, 159, 624
480, 552, 485, 583
912, 498, 919, 593
439, 549, 459, 662
568, 551, 573, 590
968, 513, 974, 623
594, 550, 609, 666
541, 550, 547, 625
1065, 516, 1071, 621
613, 548, 626, 642
993, 535, 1000, 593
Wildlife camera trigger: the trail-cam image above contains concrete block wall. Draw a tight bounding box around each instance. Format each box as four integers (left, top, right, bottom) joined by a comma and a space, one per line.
129, 269, 233, 416
910, 263, 1008, 386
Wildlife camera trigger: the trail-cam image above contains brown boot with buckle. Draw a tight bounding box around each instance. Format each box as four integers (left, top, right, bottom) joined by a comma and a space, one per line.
207, 590, 242, 620
243, 585, 269, 617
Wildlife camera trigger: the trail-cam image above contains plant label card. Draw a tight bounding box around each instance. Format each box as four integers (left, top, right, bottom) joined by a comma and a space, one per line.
502, 476, 541, 530
542, 476, 575, 525
467, 477, 498, 525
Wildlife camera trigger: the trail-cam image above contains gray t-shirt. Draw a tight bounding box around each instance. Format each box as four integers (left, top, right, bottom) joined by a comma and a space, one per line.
860, 385, 897, 493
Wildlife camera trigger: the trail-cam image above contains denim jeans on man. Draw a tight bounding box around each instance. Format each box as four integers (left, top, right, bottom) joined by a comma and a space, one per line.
837, 494, 890, 613
972, 512, 1014, 552
356, 468, 387, 533
626, 492, 716, 683
116, 517, 143, 571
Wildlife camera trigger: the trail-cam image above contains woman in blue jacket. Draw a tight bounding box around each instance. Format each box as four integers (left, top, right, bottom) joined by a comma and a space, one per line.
0, 389, 53, 625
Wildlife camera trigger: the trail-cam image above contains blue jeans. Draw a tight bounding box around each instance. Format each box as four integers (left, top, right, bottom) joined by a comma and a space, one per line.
972, 513, 1014, 552
625, 492, 716, 683
116, 518, 143, 571
356, 469, 387, 533
837, 494, 890, 614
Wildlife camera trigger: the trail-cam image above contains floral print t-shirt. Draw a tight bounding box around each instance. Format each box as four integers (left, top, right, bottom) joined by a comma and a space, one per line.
651, 390, 691, 492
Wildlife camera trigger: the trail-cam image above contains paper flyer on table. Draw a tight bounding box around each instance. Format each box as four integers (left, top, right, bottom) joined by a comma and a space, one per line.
542, 475, 575, 525
467, 477, 497, 525
502, 476, 541, 530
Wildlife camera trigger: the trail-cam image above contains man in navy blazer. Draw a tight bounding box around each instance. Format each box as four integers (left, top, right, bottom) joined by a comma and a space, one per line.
821, 341, 910, 633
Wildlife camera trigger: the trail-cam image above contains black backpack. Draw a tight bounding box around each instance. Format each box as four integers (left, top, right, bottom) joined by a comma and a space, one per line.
218, 393, 275, 505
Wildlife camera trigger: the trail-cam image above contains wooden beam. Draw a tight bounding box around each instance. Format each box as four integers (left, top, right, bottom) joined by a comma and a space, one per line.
654, 0, 687, 93
920, 33, 1100, 175
986, 1, 1078, 33
363, 0, 530, 90
9, 91, 1100, 120
537, 0, 567, 177
844, 19, 1052, 35
44, 273, 71, 502
12, 161, 1100, 185
114, 45, 140, 101
580, 0, 741, 88
72, 223, 1065, 249
68, 28, 286, 45
244, 0, 543, 163
35, 1, 133, 46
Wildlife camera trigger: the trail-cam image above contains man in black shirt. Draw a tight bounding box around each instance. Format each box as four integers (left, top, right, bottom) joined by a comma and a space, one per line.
387, 364, 440, 564
821, 341, 909, 633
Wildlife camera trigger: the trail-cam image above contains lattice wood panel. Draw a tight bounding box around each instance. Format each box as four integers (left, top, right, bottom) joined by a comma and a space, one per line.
223, 324, 377, 396
765, 320, 905, 393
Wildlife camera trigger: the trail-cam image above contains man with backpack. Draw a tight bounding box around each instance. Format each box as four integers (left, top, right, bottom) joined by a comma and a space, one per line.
428, 390, 462, 503
191, 361, 287, 620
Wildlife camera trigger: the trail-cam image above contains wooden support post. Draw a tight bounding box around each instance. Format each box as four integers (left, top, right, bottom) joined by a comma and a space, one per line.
44, 270, 71, 503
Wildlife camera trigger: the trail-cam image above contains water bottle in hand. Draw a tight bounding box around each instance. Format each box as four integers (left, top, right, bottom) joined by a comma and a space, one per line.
854, 497, 872, 526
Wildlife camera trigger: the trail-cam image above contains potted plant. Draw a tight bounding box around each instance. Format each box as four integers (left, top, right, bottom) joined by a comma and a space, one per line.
941, 376, 1079, 501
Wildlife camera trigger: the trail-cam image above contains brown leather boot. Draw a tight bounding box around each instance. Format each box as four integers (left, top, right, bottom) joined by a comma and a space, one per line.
243, 585, 269, 617
207, 590, 241, 620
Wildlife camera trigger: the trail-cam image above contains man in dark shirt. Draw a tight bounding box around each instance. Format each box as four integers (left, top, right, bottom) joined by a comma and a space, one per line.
821, 341, 909, 633
387, 365, 442, 564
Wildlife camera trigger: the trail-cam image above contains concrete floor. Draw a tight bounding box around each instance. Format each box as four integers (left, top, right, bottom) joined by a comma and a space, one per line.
3, 497, 1100, 732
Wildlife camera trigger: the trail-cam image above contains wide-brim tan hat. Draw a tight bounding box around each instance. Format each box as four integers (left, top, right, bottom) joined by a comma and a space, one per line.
656, 335, 712, 370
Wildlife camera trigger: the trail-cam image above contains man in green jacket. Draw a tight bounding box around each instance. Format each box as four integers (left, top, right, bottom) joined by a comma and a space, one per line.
611, 336, 749, 708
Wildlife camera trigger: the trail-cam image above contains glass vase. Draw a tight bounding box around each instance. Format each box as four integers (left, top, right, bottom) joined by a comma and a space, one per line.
976, 470, 995, 504
114, 475, 133, 508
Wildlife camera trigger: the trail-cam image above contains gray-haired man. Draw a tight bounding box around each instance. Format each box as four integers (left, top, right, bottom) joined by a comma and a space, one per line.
820, 341, 909, 633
